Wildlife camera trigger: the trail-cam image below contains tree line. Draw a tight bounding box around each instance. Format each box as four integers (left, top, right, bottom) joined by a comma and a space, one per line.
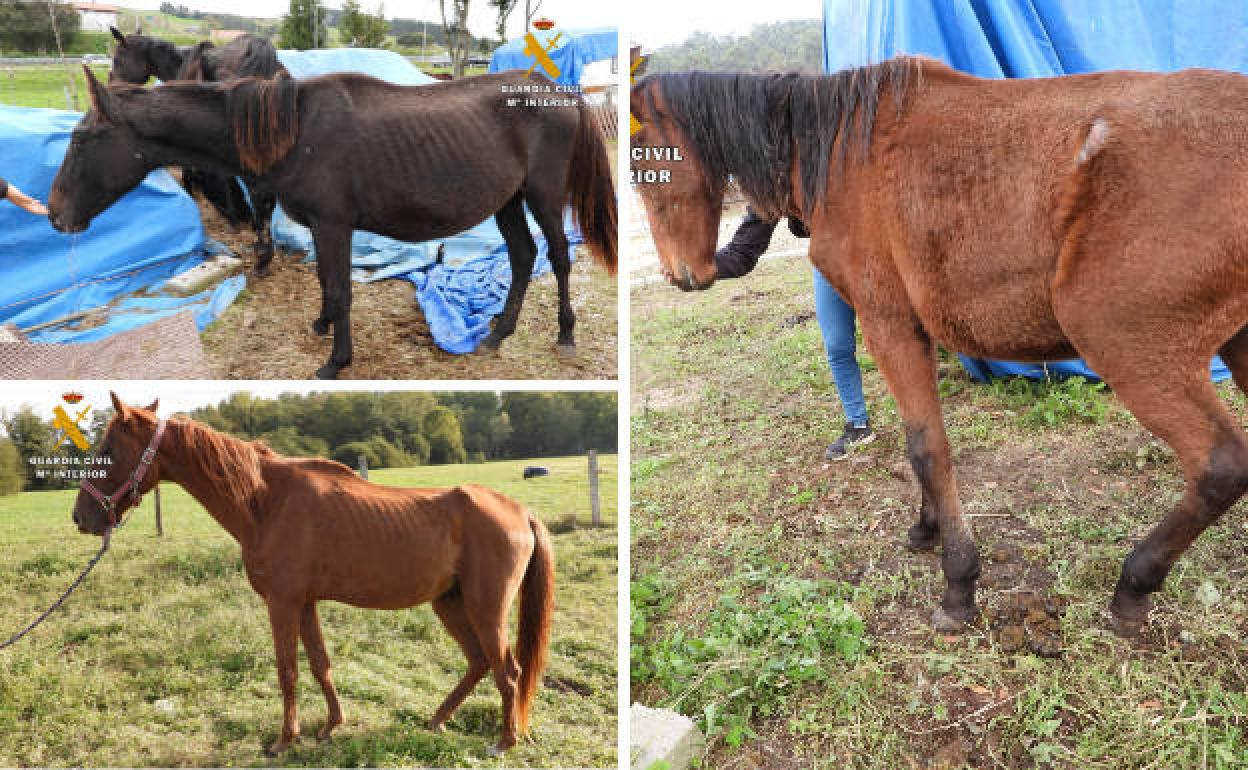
645, 19, 824, 75
0, 391, 615, 495
0, 1, 80, 55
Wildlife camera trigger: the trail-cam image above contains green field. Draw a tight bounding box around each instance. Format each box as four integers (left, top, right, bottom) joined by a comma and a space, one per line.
0, 65, 109, 110
632, 252, 1248, 768
0, 455, 617, 767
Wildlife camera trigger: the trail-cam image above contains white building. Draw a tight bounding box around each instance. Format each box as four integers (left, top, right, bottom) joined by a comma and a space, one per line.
74, 3, 120, 33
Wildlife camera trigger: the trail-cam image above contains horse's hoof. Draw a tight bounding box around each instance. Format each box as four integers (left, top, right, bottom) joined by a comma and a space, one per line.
315, 364, 340, 380
475, 341, 501, 356
266, 736, 297, 756
1108, 610, 1147, 638
556, 342, 577, 357
932, 606, 975, 633
906, 526, 940, 552
312, 319, 330, 336
253, 264, 271, 279
316, 720, 341, 741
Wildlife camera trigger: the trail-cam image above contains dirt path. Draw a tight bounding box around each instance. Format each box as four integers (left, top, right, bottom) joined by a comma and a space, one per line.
196, 201, 617, 380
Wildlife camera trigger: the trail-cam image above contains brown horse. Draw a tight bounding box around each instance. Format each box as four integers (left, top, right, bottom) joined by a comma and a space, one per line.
632, 57, 1248, 637
71, 393, 555, 755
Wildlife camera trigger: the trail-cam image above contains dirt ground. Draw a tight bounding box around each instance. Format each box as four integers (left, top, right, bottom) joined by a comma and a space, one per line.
195, 200, 617, 381
631, 210, 1248, 768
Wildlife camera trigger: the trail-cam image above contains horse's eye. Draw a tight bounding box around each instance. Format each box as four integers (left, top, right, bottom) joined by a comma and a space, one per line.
100, 446, 111, 458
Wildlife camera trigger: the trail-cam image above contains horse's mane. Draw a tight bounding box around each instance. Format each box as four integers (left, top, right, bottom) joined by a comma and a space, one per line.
229, 35, 284, 79
171, 417, 273, 505
178, 41, 216, 81
221, 74, 299, 174
636, 57, 922, 219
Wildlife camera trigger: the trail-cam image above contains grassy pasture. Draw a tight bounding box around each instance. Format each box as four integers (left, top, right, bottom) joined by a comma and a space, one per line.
0, 65, 109, 111
631, 254, 1248, 768
0, 455, 617, 767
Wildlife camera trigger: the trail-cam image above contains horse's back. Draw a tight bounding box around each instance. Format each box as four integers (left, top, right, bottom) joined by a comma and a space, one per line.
849, 64, 1248, 361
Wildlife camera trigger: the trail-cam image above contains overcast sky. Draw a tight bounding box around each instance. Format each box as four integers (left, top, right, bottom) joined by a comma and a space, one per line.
120, 0, 613, 40
628, 0, 822, 49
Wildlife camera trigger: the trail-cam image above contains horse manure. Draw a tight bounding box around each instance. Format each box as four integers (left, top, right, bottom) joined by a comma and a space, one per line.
986, 590, 1067, 657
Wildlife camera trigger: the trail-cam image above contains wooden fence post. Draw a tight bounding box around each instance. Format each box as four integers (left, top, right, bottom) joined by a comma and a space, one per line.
154, 485, 163, 536
358, 455, 368, 480
587, 450, 601, 526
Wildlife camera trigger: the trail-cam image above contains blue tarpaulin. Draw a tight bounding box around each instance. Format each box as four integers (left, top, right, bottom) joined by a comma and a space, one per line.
273, 48, 585, 354
488, 26, 617, 86
0, 105, 240, 342
822, 0, 1237, 382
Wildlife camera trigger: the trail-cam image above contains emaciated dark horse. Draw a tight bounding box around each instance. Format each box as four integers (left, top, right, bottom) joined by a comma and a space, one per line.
632, 57, 1248, 636
49, 67, 617, 379
109, 27, 283, 273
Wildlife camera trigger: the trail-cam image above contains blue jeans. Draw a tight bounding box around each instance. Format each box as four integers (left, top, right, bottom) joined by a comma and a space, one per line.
813, 268, 869, 426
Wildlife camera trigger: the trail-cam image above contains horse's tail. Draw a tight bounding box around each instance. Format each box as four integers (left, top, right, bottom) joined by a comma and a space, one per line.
515, 512, 555, 735
225, 73, 299, 175
566, 101, 618, 275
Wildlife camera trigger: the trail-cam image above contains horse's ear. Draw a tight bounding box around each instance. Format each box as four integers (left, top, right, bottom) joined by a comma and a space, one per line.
83, 65, 119, 124
144, 398, 159, 413
110, 391, 130, 419
110, 26, 126, 46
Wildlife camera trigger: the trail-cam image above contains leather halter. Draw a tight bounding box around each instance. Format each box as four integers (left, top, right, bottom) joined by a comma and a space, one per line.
80, 418, 167, 530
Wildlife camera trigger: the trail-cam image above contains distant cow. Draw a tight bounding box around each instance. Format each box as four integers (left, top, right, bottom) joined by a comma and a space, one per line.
523, 466, 550, 480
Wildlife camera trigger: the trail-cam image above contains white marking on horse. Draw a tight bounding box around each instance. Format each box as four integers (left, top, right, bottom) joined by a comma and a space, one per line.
1077, 118, 1110, 165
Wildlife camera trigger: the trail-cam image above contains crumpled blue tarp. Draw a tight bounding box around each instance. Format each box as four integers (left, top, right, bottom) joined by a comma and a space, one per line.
272, 48, 585, 354
0, 105, 241, 342
822, 0, 1236, 382
488, 26, 618, 86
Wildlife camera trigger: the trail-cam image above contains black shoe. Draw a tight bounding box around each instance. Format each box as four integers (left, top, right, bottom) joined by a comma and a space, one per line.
824, 422, 875, 461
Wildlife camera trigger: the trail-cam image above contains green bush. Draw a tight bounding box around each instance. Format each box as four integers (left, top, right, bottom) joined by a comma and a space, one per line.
0, 438, 24, 496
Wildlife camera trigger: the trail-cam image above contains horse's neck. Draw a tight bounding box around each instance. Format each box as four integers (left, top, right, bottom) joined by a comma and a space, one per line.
157, 424, 258, 545
136, 88, 244, 176
149, 43, 186, 82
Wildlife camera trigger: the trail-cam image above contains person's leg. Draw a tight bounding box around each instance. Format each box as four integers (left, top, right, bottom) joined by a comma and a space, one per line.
814, 268, 868, 425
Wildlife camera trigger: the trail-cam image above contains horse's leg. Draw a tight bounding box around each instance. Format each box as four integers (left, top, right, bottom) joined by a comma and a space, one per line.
859, 317, 980, 631
463, 582, 523, 753
523, 181, 575, 352
311, 223, 353, 379
1078, 363, 1248, 635
906, 487, 940, 551
265, 598, 302, 754
429, 590, 489, 731
249, 181, 277, 277
299, 603, 343, 741
479, 191, 537, 353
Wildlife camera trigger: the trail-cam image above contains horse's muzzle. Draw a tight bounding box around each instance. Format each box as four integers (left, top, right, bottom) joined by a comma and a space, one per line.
676, 262, 715, 292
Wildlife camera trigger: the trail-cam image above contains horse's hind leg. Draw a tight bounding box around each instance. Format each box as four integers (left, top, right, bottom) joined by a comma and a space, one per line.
1088, 367, 1248, 635
299, 603, 343, 741
859, 316, 981, 631
430, 589, 489, 731
480, 191, 537, 353
524, 177, 576, 352
462, 579, 524, 754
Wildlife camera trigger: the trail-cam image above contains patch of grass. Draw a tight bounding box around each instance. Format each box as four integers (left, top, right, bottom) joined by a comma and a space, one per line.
633, 563, 866, 749
0, 456, 616, 767
0, 65, 110, 111
632, 251, 1248, 767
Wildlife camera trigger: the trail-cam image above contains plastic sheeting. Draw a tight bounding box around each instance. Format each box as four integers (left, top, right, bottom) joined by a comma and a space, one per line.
488, 26, 617, 86
0, 105, 241, 343
822, 0, 1240, 382
271, 47, 584, 355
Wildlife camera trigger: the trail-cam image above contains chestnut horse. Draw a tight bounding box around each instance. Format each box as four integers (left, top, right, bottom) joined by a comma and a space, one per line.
632, 57, 1248, 637
49, 67, 617, 379
109, 27, 284, 272
71, 393, 555, 755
